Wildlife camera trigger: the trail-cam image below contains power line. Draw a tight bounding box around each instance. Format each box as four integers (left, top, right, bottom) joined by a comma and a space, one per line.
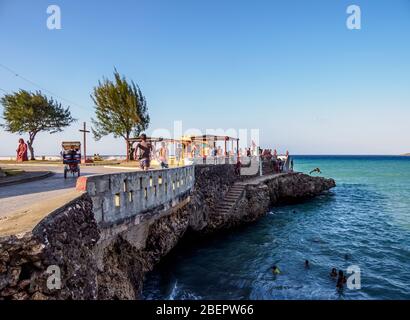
0, 63, 88, 111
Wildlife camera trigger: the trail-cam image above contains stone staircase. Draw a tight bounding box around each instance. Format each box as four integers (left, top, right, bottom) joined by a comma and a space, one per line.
215, 183, 246, 214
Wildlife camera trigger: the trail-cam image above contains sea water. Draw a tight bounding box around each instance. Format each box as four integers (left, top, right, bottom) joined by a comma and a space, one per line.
142, 156, 410, 300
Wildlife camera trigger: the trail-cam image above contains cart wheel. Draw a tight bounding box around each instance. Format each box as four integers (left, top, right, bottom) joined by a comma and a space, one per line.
64, 168, 67, 179
77, 168, 80, 177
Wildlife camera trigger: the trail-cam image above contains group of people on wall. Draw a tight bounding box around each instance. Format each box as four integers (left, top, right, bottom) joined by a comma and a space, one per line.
131, 134, 291, 172
259, 148, 293, 173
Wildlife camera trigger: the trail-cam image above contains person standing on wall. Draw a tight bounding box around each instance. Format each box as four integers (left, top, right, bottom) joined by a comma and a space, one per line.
273, 149, 279, 173
135, 134, 152, 171
158, 141, 169, 169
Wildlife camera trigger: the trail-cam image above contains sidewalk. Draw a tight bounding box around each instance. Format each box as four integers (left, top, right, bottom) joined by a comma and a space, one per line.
0, 189, 82, 236
0, 171, 53, 187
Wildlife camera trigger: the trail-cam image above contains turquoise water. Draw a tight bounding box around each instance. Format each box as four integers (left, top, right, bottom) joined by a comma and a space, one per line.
142, 156, 410, 300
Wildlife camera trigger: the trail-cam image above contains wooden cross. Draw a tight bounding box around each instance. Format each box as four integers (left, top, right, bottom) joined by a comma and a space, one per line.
79, 122, 90, 163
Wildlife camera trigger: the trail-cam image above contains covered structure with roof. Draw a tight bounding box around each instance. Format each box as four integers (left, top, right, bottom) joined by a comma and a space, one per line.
127, 136, 187, 166
185, 135, 240, 164
127, 135, 241, 166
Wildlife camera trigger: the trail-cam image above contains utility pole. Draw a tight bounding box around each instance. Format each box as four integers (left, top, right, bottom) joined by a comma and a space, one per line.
79, 122, 90, 163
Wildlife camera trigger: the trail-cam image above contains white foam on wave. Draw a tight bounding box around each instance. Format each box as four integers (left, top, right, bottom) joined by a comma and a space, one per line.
167, 280, 202, 300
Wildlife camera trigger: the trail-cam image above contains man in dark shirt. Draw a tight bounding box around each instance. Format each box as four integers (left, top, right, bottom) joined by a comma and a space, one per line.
135, 134, 152, 171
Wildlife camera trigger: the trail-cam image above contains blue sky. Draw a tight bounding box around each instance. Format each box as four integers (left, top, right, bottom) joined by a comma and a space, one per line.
0, 0, 409, 155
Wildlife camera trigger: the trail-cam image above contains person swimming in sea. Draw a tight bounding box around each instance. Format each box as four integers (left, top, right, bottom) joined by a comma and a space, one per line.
330, 268, 338, 278
272, 265, 281, 275
305, 260, 310, 269
309, 168, 322, 175
336, 270, 347, 289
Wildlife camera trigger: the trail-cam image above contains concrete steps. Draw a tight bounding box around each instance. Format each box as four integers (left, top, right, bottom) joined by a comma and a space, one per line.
215, 183, 246, 214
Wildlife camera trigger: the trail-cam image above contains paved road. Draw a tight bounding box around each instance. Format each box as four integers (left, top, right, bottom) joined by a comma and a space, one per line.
0, 164, 138, 220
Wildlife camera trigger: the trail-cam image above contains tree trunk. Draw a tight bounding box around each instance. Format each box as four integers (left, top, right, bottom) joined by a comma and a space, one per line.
126, 135, 130, 162
27, 142, 35, 160
28, 132, 37, 160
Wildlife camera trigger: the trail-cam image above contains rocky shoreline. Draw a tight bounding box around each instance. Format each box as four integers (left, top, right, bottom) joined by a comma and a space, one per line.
0, 165, 335, 300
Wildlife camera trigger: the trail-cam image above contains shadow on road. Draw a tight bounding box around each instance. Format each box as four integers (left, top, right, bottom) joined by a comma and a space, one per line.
0, 173, 78, 199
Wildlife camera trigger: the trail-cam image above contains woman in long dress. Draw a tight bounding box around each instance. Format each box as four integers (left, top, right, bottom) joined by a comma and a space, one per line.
16, 139, 28, 162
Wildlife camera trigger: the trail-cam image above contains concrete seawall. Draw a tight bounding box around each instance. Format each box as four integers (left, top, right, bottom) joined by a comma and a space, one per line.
0, 165, 335, 300
83, 166, 195, 227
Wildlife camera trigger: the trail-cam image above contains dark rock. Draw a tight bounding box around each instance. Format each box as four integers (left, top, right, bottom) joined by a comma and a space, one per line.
7, 267, 21, 287
31, 291, 48, 300
18, 279, 31, 290
12, 291, 30, 300
0, 194, 100, 300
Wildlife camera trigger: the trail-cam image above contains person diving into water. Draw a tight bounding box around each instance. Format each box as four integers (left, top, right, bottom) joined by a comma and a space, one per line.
309, 168, 322, 175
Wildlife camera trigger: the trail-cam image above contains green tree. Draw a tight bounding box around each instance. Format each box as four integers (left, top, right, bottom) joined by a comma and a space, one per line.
91, 69, 150, 160
1, 90, 76, 160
